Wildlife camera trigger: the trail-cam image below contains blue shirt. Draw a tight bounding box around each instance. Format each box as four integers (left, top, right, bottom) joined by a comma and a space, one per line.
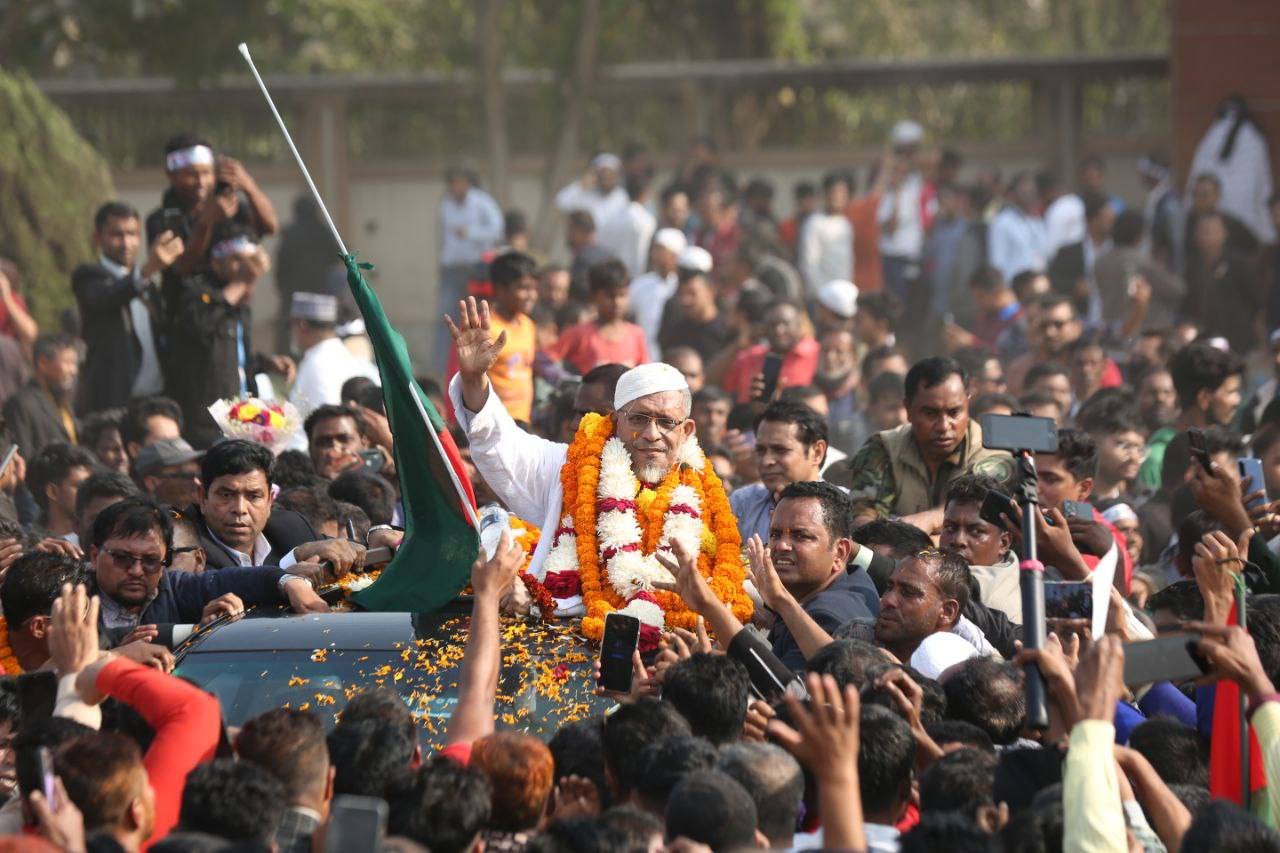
768, 568, 880, 672
729, 482, 775, 546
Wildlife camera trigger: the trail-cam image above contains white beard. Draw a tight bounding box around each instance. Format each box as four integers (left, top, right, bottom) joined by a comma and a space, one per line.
635, 462, 670, 485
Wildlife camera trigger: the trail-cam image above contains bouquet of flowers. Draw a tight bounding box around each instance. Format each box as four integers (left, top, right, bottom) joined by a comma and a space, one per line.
208, 397, 301, 454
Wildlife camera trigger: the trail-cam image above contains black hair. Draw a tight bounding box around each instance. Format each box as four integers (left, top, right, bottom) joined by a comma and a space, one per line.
1246, 595, 1280, 688
902, 812, 997, 853
868, 371, 906, 404
328, 470, 396, 526
754, 399, 828, 448
80, 409, 124, 455
660, 653, 750, 745
566, 210, 595, 233
334, 501, 371, 542
807, 638, 891, 690
526, 817, 626, 853
26, 443, 97, 516
490, 250, 538, 289
1082, 191, 1110, 222
943, 658, 1026, 746
857, 291, 901, 327
1253, 423, 1280, 459
1145, 580, 1205, 622
503, 208, 528, 239
1180, 800, 1280, 851
200, 439, 274, 490
858, 704, 915, 816
269, 450, 322, 492
924, 719, 995, 754
581, 362, 629, 394
919, 747, 998, 815
744, 177, 774, 200
905, 357, 967, 405
601, 698, 690, 798
74, 471, 139, 519
121, 396, 183, 448
634, 734, 718, 812
164, 132, 213, 155
1046, 428, 1099, 482
327, 717, 415, 799
953, 345, 998, 381
388, 758, 492, 853
945, 473, 1000, 508
1168, 783, 1210, 815
854, 518, 932, 559
31, 330, 77, 363
862, 662, 947, 726
967, 265, 1005, 293
275, 487, 340, 535
178, 759, 286, 843
91, 496, 173, 554
302, 403, 362, 441
1036, 292, 1076, 315
715, 742, 803, 846
1128, 718, 1208, 787
776, 480, 852, 541
660, 183, 689, 206
821, 170, 853, 193
548, 718, 610, 809
341, 686, 417, 746
93, 201, 141, 231
0, 551, 86, 627
1024, 361, 1070, 389
1161, 427, 1242, 487
1113, 209, 1145, 246
598, 805, 663, 851
793, 180, 817, 200
587, 258, 629, 294
663, 770, 759, 850
1076, 398, 1145, 439
234, 708, 329, 802
340, 375, 379, 407
1169, 342, 1244, 409
992, 744, 1063, 815
693, 386, 733, 407
1009, 269, 1045, 300
15, 717, 95, 801
0, 679, 18, 729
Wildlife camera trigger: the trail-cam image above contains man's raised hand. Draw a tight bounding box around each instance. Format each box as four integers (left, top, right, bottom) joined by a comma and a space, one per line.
746, 534, 791, 611
446, 297, 507, 382
48, 584, 101, 678
471, 531, 522, 603
654, 538, 714, 615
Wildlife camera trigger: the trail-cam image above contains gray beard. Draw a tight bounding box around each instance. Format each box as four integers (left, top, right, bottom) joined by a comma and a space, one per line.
636, 462, 670, 485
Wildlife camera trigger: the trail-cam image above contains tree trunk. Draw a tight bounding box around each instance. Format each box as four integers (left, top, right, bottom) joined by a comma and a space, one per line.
476, 0, 510, 204
531, 0, 602, 253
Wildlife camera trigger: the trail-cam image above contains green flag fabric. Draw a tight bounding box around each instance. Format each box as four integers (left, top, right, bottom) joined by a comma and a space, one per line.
343, 254, 480, 613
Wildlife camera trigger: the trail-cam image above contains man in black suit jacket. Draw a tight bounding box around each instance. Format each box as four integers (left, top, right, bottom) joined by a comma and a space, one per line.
72, 201, 185, 415
3, 334, 80, 458
1048, 192, 1115, 321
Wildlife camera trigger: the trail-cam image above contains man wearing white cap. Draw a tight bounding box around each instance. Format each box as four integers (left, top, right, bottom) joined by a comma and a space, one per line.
877, 120, 935, 299
814, 279, 858, 334
555, 153, 630, 248
288, 292, 379, 416
631, 228, 688, 358
446, 297, 750, 638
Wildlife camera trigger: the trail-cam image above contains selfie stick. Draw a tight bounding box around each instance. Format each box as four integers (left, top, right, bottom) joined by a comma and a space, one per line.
1014, 449, 1050, 729
237, 42, 481, 531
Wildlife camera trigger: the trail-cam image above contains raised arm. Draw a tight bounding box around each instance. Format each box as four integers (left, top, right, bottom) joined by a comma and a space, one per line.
746, 534, 834, 661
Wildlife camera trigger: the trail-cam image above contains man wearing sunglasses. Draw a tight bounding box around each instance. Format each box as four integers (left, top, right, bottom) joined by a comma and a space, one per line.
89, 496, 328, 648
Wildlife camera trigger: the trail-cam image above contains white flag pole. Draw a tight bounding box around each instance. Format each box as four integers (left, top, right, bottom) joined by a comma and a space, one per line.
237, 42, 481, 530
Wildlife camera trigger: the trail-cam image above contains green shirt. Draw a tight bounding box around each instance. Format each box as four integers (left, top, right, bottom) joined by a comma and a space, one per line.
1136, 426, 1177, 493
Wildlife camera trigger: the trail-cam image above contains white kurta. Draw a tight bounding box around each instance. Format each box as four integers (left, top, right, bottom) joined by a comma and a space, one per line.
448, 374, 584, 614
290, 337, 381, 414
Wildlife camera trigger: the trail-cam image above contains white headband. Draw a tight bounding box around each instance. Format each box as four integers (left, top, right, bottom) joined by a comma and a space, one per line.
1101, 503, 1138, 525
210, 235, 257, 260
614, 363, 690, 410
165, 145, 215, 172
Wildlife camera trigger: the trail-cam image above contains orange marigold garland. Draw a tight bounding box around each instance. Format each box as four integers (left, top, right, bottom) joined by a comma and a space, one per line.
0, 616, 23, 675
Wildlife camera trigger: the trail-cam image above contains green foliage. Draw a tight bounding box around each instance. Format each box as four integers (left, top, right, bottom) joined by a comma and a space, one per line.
0, 69, 114, 329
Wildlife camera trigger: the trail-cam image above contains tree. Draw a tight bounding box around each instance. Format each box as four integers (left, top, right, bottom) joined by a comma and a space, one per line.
0, 69, 114, 330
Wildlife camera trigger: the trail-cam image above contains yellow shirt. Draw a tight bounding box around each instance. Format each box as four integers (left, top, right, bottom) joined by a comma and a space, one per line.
487, 312, 536, 423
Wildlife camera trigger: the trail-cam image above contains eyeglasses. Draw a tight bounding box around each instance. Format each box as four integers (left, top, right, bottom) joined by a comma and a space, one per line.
621, 411, 685, 436
105, 549, 164, 574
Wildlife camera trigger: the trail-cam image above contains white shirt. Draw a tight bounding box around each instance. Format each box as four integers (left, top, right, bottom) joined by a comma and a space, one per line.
1044, 194, 1086, 259
99, 255, 163, 397
630, 270, 678, 358
289, 336, 380, 416
439, 188, 504, 267
208, 527, 300, 570
1187, 109, 1278, 244
554, 180, 630, 232
600, 201, 657, 277
798, 213, 853, 298
877, 172, 928, 259
987, 205, 1048, 281
448, 374, 583, 615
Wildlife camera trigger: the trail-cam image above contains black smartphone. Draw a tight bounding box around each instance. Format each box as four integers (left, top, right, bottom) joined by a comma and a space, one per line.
15, 745, 54, 810
358, 448, 385, 474
1062, 500, 1093, 520
598, 612, 641, 693
979, 490, 1016, 530
17, 671, 58, 726
759, 353, 784, 402
980, 413, 1059, 454
1043, 580, 1093, 620
1123, 634, 1210, 687
1239, 457, 1268, 510
1187, 428, 1212, 471
328, 795, 387, 851
160, 207, 185, 234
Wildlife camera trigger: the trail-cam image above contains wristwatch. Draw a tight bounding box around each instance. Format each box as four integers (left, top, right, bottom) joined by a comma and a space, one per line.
366, 524, 402, 544
277, 573, 313, 594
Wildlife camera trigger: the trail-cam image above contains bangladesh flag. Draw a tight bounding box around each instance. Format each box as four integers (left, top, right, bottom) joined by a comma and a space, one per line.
341, 254, 480, 612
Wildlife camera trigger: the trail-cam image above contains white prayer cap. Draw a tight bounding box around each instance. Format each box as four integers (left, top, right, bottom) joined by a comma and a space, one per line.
591, 152, 622, 171
910, 631, 978, 680
653, 228, 688, 256
816, 279, 859, 319
290, 292, 338, 323
677, 245, 713, 274
890, 120, 924, 146
614, 363, 690, 411
1101, 503, 1138, 525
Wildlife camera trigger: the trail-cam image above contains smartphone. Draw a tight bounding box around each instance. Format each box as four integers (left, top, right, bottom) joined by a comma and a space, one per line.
358, 448, 385, 474
1239, 457, 1268, 510
1043, 581, 1093, 620
1062, 500, 1093, 521
0, 443, 17, 481
328, 795, 388, 851
598, 612, 641, 694
1187, 428, 1212, 471
1123, 634, 1210, 687
17, 671, 58, 726
15, 745, 54, 809
979, 490, 1016, 530
759, 353, 784, 402
980, 413, 1059, 454
160, 207, 185, 234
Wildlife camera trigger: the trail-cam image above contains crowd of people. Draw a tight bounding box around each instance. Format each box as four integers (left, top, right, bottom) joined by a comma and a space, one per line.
0, 98, 1278, 851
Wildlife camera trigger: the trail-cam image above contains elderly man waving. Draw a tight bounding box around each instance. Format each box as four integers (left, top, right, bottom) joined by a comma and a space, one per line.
446, 298, 750, 641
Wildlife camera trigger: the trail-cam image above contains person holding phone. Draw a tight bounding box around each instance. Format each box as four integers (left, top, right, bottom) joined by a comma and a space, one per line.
722, 300, 818, 404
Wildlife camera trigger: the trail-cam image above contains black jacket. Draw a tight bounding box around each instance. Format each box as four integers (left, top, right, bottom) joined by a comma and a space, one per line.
185, 504, 319, 570
2, 381, 75, 457
71, 262, 163, 415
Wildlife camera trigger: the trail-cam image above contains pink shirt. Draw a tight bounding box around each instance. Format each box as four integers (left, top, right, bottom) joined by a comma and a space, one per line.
550, 321, 650, 375
724, 337, 820, 403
